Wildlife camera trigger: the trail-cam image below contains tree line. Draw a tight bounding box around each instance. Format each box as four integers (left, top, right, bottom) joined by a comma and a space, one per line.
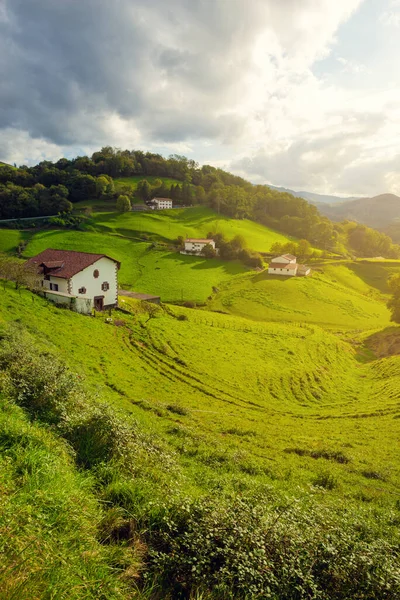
1, 147, 400, 257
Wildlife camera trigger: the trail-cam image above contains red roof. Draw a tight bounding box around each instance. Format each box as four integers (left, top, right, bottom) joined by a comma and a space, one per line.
185, 238, 214, 244
25, 248, 120, 279
281, 254, 296, 260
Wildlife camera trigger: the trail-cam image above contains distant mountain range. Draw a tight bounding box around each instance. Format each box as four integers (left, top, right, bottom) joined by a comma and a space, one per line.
317, 193, 400, 229
267, 185, 400, 230
267, 185, 359, 205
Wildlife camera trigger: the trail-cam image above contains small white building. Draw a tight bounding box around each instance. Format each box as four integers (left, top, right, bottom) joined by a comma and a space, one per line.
26, 248, 120, 314
268, 254, 310, 277
150, 197, 173, 210
269, 254, 297, 265
181, 238, 216, 256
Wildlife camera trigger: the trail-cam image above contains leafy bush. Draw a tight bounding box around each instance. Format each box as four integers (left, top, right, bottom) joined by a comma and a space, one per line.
0, 327, 84, 423
166, 404, 189, 416
148, 495, 400, 599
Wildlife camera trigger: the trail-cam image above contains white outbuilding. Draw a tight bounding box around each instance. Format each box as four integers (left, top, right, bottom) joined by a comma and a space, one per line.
149, 197, 173, 209
181, 238, 216, 255
268, 254, 311, 276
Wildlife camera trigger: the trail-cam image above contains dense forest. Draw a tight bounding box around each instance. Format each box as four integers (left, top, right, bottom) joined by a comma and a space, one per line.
1, 147, 399, 257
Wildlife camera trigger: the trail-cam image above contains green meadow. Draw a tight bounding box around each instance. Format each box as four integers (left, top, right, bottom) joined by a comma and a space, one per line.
2, 204, 400, 598
92, 206, 291, 251
0, 229, 31, 253
1, 282, 399, 505
114, 174, 182, 190
209, 262, 391, 329
4, 205, 293, 302
22, 229, 246, 301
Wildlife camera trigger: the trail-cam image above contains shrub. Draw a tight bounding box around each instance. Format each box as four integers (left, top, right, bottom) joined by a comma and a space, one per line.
0, 328, 84, 423
166, 404, 189, 416
313, 471, 338, 490
148, 495, 400, 599
116, 194, 131, 212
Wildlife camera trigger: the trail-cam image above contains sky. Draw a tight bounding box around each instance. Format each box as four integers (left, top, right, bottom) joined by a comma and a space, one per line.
1, 0, 399, 196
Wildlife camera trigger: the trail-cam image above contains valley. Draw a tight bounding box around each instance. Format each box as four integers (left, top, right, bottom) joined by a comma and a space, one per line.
1, 172, 400, 599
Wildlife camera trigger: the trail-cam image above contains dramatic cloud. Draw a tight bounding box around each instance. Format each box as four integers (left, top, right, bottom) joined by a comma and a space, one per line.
1, 0, 399, 195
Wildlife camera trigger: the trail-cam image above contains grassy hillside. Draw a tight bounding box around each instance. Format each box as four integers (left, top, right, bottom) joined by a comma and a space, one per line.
208, 262, 391, 329
1, 283, 400, 597
114, 175, 182, 190
0, 230, 31, 253
91, 206, 292, 251
0, 283, 399, 501
22, 229, 246, 302
0, 398, 129, 600
0, 205, 293, 302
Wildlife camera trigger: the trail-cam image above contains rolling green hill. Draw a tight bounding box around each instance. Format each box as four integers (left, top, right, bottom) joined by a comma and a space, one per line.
1, 205, 294, 302
1, 269, 400, 597
22, 229, 246, 302
91, 206, 292, 251
0, 283, 398, 502
208, 262, 392, 329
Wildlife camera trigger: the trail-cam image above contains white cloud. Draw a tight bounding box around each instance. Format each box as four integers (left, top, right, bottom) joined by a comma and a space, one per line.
3, 0, 400, 197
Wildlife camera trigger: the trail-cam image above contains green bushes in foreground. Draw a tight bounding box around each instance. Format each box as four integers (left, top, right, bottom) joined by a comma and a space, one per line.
148, 496, 400, 599
1, 324, 400, 599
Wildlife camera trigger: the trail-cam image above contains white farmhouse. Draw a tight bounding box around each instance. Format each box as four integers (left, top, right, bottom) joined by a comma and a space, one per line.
181, 238, 216, 256
150, 197, 173, 210
26, 248, 120, 314
268, 254, 310, 276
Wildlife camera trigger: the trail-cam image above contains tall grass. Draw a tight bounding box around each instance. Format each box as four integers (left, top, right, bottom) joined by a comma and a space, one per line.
1, 321, 400, 599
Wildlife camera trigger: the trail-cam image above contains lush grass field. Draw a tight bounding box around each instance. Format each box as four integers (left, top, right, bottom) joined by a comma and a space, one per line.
114, 175, 182, 190
92, 206, 292, 251
0, 229, 31, 253
208, 263, 391, 329
1, 283, 399, 508
1, 279, 400, 597
22, 229, 246, 301
4, 205, 294, 302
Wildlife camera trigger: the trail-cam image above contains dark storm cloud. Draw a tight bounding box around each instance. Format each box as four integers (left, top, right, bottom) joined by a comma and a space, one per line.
0, 0, 267, 147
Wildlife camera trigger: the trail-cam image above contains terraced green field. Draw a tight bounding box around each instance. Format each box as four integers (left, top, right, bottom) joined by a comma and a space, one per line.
1, 283, 399, 509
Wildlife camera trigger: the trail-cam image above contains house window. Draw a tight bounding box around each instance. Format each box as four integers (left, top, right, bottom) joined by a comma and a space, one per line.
101, 282, 110, 291
49, 283, 59, 291
78, 287, 87, 294
93, 269, 99, 278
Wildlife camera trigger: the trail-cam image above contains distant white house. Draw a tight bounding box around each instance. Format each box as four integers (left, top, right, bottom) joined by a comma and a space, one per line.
268, 254, 310, 276
149, 197, 173, 210
26, 248, 120, 314
181, 238, 216, 256
269, 253, 297, 265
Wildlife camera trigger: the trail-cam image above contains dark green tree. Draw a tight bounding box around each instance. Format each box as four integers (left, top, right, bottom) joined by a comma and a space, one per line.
116, 195, 131, 212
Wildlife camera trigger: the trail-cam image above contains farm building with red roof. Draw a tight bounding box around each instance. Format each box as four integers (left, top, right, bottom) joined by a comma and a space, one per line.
26, 248, 120, 313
